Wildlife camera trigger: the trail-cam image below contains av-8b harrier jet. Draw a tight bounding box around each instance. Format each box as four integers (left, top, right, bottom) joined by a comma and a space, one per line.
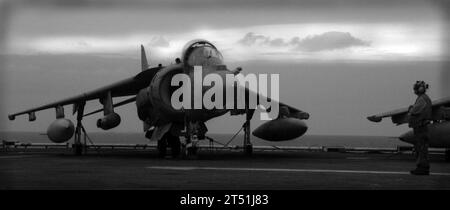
8, 40, 309, 157
368, 96, 450, 161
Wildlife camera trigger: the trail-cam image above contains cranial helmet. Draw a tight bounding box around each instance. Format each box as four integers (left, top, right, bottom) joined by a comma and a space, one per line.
413, 81, 429, 92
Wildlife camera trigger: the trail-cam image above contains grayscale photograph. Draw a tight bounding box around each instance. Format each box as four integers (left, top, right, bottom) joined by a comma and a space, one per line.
0, 0, 449, 195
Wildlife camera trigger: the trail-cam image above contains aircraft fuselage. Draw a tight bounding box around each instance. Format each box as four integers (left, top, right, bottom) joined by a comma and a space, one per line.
399, 121, 450, 148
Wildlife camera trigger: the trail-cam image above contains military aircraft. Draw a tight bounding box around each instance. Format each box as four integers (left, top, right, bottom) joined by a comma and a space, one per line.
8, 39, 310, 157
367, 96, 450, 161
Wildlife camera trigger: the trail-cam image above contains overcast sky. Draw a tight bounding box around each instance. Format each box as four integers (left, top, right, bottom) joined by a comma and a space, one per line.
0, 0, 449, 136
4, 0, 448, 61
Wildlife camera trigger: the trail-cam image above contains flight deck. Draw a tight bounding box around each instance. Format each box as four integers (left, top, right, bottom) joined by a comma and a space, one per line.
1, 144, 449, 190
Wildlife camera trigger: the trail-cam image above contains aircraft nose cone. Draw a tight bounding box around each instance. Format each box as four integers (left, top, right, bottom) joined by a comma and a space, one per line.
399, 130, 415, 144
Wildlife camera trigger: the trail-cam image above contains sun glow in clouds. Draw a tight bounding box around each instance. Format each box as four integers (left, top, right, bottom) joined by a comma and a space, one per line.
7, 23, 444, 61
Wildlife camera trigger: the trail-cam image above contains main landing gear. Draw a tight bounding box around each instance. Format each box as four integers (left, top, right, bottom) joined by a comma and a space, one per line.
157, 132, 181, 158
243, 118, 252, 156
243, 106, 254, 156
180, 121, 199, 158
152, 108, 255, 159
73, 102, 86, 156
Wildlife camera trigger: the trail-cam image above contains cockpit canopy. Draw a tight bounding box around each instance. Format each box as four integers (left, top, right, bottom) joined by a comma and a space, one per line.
181, 39, 224, 67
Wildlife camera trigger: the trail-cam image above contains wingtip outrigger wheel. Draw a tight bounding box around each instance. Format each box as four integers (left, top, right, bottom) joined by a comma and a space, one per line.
243, 107, 254, 156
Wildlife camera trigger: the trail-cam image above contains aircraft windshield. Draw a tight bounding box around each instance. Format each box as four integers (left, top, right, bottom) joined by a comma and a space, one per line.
202, 46, 223, 60
186, 45, 224, 66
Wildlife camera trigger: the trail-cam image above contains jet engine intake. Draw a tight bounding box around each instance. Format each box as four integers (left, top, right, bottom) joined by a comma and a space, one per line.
149, 64, 184, 118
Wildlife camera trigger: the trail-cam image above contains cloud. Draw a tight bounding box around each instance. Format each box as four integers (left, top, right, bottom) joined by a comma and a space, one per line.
268, 38, 288, 47
237, 32, 290, 47
148, 36, 170, 48
237, 31, 370, 52
8, 23, 440, 62
294, 31, 370, 52
77, 40, 90, 47
238, 32, 269, 46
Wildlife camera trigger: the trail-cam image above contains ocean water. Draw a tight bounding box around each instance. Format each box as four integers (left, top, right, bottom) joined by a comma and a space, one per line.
0, 131, 408, 148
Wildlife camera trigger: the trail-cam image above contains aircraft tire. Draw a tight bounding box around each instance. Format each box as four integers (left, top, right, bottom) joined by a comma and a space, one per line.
169, 135, 181, 158
185, 147, 198, 159
73, 143, 83, 156
244, 144, 253, 156
157, 139, 167, 158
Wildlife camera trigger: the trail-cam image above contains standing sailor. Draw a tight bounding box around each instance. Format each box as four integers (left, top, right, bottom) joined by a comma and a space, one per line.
408, 81, 432, 175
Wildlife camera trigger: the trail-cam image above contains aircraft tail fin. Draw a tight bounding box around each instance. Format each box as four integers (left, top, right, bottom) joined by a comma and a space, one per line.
141, 44, 149, 71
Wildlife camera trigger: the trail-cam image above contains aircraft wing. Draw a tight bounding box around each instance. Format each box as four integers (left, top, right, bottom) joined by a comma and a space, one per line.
230, 84, 309, 120
8, 67, 160, 121
367, 96, 450, 125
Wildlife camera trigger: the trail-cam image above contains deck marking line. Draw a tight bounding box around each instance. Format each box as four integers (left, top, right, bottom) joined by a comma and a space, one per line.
346, 157, 370, 160
0, 155, 45, 159
146, 166, 450, 176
